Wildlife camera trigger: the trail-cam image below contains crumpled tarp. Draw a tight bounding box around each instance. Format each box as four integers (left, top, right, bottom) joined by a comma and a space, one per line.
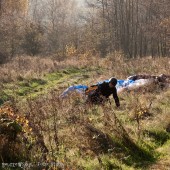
60, 85, 88, 98
60, 79, 153, 98
60, 74, 169, 98
116, 79, 154, 93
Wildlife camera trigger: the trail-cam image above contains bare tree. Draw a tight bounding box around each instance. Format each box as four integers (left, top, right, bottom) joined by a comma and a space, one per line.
82, 0, 170, 57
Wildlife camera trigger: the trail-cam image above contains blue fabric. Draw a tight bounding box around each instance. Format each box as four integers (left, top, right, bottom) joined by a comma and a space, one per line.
95, 79, 135, 88
117, 79, 135, 87
60, 85, 88, 98
74, 85, 88, 90
60, 79, 136, 98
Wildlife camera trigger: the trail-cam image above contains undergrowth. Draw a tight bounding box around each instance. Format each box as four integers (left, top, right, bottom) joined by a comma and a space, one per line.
0, 54, 170, 169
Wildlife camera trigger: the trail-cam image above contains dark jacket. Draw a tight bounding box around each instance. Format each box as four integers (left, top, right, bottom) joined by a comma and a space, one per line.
97, 82, 120, 107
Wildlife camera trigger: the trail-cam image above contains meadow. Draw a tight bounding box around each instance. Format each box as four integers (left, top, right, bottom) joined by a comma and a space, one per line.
0, 53, 170, 170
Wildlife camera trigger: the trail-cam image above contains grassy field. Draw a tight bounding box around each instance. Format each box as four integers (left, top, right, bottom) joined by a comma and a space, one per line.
0, 54, 170, 170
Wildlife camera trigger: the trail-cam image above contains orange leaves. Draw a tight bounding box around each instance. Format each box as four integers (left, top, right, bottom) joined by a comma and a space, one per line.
0, 104, 32, 134
0, 106, 15, 118
66, 45, 77, 57
2, 0, 28, 15
136, 106, 149, 118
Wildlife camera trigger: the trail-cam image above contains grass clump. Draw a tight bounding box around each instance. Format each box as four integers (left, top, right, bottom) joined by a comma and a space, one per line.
144, 130, 170, 146
45, 72, 64, 81
0, 91, 10, 105
0, 55, 169, 169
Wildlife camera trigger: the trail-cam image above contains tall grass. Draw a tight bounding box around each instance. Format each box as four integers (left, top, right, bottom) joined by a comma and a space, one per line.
0, 53, 170, 169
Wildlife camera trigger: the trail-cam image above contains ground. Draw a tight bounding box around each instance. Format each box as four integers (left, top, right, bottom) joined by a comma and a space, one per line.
0, 55, 170, 170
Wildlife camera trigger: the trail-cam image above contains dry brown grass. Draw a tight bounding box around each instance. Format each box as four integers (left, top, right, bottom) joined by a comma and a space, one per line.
99, 53, 170, 79
14, 82, 169, 168
0, 53, 169, 84
0, 53, 170, 169
0, 55, 100, 83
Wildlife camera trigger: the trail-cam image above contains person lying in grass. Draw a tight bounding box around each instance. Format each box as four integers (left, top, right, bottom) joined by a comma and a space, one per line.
86, 77, 120, 107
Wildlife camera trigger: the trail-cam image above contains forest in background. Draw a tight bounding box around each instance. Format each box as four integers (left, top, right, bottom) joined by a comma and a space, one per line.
0, 1, 170, 170
0, 0, 170, 63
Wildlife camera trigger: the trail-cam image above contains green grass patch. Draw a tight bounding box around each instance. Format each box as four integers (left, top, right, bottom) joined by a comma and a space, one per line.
101, 156, 131, 170
125, 142, 157, 167
100, 133, 158, 169
63, 67, 81, 74
29, 78, 47, 87
16, 86, 32, 96
1, 66, 101, 101
45, 72, 64, 81
144, 130, 170, 146
0, 91, 10, 105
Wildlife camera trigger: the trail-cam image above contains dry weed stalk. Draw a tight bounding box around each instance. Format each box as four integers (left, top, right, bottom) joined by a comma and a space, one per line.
0, 55, 169, 83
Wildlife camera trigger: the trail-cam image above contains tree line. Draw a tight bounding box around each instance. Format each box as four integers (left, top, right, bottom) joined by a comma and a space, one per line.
0, 0, 169, 62
84, 0, 170, 57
